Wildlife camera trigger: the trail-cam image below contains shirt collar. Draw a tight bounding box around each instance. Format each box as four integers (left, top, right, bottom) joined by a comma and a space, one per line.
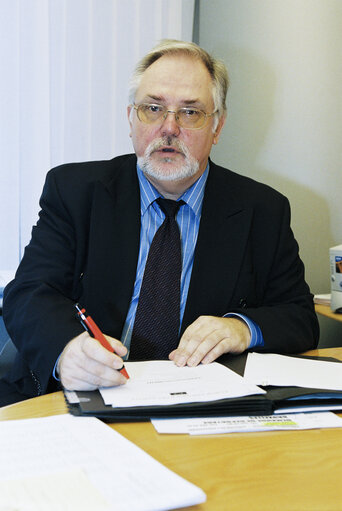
136, 163, 209, 218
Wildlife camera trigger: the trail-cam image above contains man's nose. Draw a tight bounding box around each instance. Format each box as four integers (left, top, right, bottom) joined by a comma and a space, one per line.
160, 110, 180, 136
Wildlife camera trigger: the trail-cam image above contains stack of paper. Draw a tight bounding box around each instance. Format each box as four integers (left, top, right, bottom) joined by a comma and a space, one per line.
243, 352, 342, 413
65, 360, 272, 419
0, 414, 206, 511
65, 354, 342, 421
314, 293, 331, 305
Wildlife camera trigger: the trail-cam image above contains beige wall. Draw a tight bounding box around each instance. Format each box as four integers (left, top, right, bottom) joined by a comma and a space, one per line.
199, 0, 342, 346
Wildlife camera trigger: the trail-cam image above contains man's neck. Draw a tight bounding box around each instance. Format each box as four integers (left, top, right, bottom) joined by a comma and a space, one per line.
143, 168, 207, 200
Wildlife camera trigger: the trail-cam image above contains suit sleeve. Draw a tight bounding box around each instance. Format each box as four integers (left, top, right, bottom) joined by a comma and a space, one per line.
3, 168, 85, 396
238, 195, 319, 353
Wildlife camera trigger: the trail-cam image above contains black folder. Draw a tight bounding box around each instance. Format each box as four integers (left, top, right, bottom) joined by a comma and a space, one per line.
65, 353, 342, 421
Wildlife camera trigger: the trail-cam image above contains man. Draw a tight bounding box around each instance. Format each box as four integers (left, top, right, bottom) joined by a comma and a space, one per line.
1, 40, 319, 406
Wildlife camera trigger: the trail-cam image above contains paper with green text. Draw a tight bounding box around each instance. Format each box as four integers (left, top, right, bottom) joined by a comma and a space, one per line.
151, 411, 342, 435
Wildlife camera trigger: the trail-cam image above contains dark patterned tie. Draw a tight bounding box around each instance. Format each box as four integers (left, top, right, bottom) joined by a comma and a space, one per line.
129, 198, 184, 360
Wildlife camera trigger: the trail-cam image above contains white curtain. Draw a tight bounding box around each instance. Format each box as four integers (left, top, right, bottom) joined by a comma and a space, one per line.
0, 0, 195, 273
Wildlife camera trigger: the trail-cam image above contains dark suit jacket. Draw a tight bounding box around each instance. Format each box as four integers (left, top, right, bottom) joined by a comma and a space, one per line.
2, 154, 319, 402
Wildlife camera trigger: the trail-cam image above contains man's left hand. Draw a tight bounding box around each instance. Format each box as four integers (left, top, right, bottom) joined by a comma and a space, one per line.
169, 316, 251, 367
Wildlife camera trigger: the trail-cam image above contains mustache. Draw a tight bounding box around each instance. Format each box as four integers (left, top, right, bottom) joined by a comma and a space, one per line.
145, 137, 189, 157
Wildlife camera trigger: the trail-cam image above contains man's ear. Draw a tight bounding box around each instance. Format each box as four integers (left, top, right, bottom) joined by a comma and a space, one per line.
213, 115, 226, 145
127, 105, 133, 136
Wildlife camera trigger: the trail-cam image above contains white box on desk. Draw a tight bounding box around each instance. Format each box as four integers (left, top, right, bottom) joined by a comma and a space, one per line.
330, 244, 342, 312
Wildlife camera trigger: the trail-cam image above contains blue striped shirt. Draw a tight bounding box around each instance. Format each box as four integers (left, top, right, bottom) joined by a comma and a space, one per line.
121, 164, 264, 356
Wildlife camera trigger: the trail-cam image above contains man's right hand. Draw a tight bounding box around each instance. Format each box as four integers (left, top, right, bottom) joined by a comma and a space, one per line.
58, 332, 128, 391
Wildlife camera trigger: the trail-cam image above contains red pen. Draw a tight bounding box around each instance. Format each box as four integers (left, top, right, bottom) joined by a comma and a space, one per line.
74, 303, 129, 379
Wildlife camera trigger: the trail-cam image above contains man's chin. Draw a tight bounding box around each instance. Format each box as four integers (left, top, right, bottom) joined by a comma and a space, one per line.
143, 166, 197, 182
150, 153, 185, 171
138, 157, 199, 183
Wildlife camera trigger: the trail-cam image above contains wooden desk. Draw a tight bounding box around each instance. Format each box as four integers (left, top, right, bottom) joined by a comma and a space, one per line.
1, 347, 342, 511
315, 303, 342, 322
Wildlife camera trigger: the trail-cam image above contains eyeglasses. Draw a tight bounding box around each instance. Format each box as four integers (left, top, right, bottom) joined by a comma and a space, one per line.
132, 103, 217, 130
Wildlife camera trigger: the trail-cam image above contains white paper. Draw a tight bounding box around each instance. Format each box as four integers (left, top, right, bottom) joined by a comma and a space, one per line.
314, 293, 331, 305
244, 352, 342, 391
151, 412, 342, 435
0, 414, 205, 511
64, 390, 80, 403
275, 404, 342, 413
0, 468, 110, 511
100, 360, 265, 407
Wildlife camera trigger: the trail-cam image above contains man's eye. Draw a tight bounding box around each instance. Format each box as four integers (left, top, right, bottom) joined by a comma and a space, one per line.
148, 105, 163, 113
183, 109, 200, 117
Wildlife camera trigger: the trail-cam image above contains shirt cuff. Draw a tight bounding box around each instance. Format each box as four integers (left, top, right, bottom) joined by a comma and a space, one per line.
223, 313, 264, 348
52, 354, 61, 381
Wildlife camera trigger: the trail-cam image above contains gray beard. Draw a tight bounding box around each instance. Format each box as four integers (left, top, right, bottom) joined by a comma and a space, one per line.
137, 137, 199, 182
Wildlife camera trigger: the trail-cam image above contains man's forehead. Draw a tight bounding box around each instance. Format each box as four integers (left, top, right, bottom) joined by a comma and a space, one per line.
136, 54, 213, 104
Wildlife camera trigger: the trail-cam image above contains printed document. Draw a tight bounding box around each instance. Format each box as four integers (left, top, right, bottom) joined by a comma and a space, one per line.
0, 468, 109, 511
151, 411, 342, 435
100, 360, 265, 407
0, 414, 206, 511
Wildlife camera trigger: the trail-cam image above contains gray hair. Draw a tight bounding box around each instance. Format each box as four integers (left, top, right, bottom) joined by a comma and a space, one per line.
128, 39, 229, 123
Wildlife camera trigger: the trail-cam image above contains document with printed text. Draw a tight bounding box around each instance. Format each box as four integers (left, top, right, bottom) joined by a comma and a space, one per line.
99, 360, 265, 407
0, 414, 206, 511
151, 411, 342, 435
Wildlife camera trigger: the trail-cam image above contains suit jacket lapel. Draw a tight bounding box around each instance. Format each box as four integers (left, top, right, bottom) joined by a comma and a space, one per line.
181, 162, 253, 334
84, 155, 141, 334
